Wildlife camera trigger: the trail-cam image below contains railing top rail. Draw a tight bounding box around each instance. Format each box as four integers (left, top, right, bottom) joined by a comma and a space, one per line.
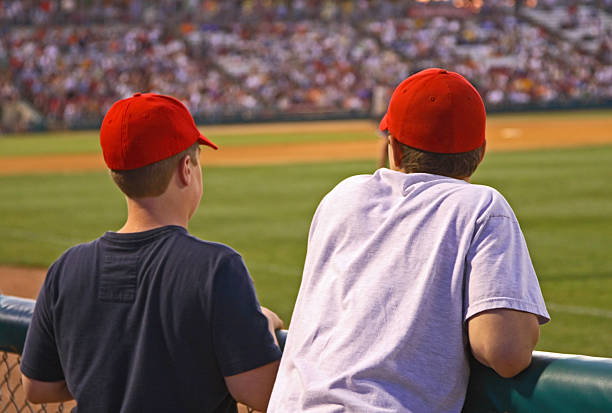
1, 293, 611, 413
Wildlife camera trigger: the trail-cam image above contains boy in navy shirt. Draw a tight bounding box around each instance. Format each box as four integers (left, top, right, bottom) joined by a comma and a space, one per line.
21, 93, 283, 413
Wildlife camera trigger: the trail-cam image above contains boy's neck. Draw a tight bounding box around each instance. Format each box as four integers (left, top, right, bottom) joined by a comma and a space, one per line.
118, 196, 189, 233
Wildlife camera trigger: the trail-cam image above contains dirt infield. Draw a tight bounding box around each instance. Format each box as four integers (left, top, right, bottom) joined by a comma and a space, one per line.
1, 114, 612, 294
1, 115, 612, 175
0, 266, 46, 299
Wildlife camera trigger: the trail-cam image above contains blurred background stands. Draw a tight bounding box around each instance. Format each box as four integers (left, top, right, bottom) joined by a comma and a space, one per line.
0, 0, 610, 133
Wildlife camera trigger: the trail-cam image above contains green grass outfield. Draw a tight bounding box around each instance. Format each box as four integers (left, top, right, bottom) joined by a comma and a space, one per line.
1, 129, 611, 357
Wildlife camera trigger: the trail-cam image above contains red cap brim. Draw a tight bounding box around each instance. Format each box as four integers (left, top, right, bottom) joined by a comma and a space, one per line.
379, 113, 388, 132
198, 134, 218, 150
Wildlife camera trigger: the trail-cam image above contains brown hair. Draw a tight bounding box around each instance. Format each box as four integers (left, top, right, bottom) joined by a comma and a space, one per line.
396, 139, 484, 179
110, 143, 199, 198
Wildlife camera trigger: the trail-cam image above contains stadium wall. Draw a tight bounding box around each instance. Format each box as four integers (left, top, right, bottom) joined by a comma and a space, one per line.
3, 100, 612, 134
1, 294, 611, 413
194, 100, 612, 126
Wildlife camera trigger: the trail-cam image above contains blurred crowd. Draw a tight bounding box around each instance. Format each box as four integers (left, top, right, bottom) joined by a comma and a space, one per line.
1, 0, 611, 133
366, 13, 612, 107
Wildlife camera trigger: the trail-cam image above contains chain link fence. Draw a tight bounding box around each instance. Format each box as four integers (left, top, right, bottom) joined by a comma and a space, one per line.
1, 350, 258, 413
0, 294, 275, 412
1, 351, 69, 413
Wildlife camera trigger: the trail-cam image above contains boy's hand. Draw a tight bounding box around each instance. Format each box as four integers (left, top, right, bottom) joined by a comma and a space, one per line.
261, 307, 284, 330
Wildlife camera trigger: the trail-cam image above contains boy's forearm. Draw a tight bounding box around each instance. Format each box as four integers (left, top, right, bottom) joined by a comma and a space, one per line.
22, 375, 73, 404
468, 308, 540, 378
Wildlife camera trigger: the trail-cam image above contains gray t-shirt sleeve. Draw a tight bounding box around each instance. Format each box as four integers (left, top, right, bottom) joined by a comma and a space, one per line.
464, 193, 550, 324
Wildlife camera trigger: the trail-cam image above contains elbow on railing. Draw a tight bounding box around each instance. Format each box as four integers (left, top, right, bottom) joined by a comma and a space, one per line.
472, 342, 535, 379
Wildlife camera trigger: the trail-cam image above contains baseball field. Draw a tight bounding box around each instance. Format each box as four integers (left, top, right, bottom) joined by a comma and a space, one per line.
1, 110, 611, 357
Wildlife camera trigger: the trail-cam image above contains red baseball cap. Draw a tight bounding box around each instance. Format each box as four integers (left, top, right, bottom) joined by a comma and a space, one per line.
100, 93, 217, 170
379, 68, 486, 154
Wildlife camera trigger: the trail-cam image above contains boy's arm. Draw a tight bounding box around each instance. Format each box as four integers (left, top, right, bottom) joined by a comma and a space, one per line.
260, 306, 284, 347
468, 308, 540, 378
21, 261, 71, 404
225, 359, 281, 412
21, 375, 73, 404
211, 255, 283, 411
225, 306, 283, 411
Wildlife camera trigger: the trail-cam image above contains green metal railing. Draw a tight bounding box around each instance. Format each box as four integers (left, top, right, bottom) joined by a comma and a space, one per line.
1, 294, 611, 413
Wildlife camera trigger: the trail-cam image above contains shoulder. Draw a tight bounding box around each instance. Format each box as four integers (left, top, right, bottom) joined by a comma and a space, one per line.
40, 238, 101, 296
310, 173, 374, 222
174, 231, 242, 261
327, 173, 373, 195
318, 172, 385, 206
446, 181, 505, 204
400, 172, 511, 214
422, 177, 512, 213
409, 177, 518, 226
50, 238, 100, 272
167, 231, 248, 277
463, 183, 516, 223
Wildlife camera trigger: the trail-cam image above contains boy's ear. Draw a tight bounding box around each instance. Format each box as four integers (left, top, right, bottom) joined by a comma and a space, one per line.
479, 140, 487, 163
177, 155, 192, 186
388, 135, 403, 171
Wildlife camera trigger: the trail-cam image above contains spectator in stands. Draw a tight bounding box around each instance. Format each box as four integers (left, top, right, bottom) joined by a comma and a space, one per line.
1, 0, 611, 133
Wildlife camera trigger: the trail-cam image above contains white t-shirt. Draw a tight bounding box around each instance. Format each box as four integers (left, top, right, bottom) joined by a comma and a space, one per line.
269, 169, 549, 413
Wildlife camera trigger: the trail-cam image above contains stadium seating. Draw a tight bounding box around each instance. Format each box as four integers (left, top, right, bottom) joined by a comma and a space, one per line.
1, 0, 610, 133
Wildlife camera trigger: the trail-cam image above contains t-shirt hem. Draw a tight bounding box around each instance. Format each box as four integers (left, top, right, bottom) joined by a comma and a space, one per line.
20, 361, 65, 382
465, 297, 550, 324
221, 347, 282, 377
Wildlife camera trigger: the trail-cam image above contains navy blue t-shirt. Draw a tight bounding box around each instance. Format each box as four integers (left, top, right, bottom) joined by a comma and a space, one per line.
21, 226, 282, 413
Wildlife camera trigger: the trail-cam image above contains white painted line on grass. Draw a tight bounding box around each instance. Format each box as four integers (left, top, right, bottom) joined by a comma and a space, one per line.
547, 302, 612, 319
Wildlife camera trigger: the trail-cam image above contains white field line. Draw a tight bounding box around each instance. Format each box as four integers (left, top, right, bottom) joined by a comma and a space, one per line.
547, 302, 612, 319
